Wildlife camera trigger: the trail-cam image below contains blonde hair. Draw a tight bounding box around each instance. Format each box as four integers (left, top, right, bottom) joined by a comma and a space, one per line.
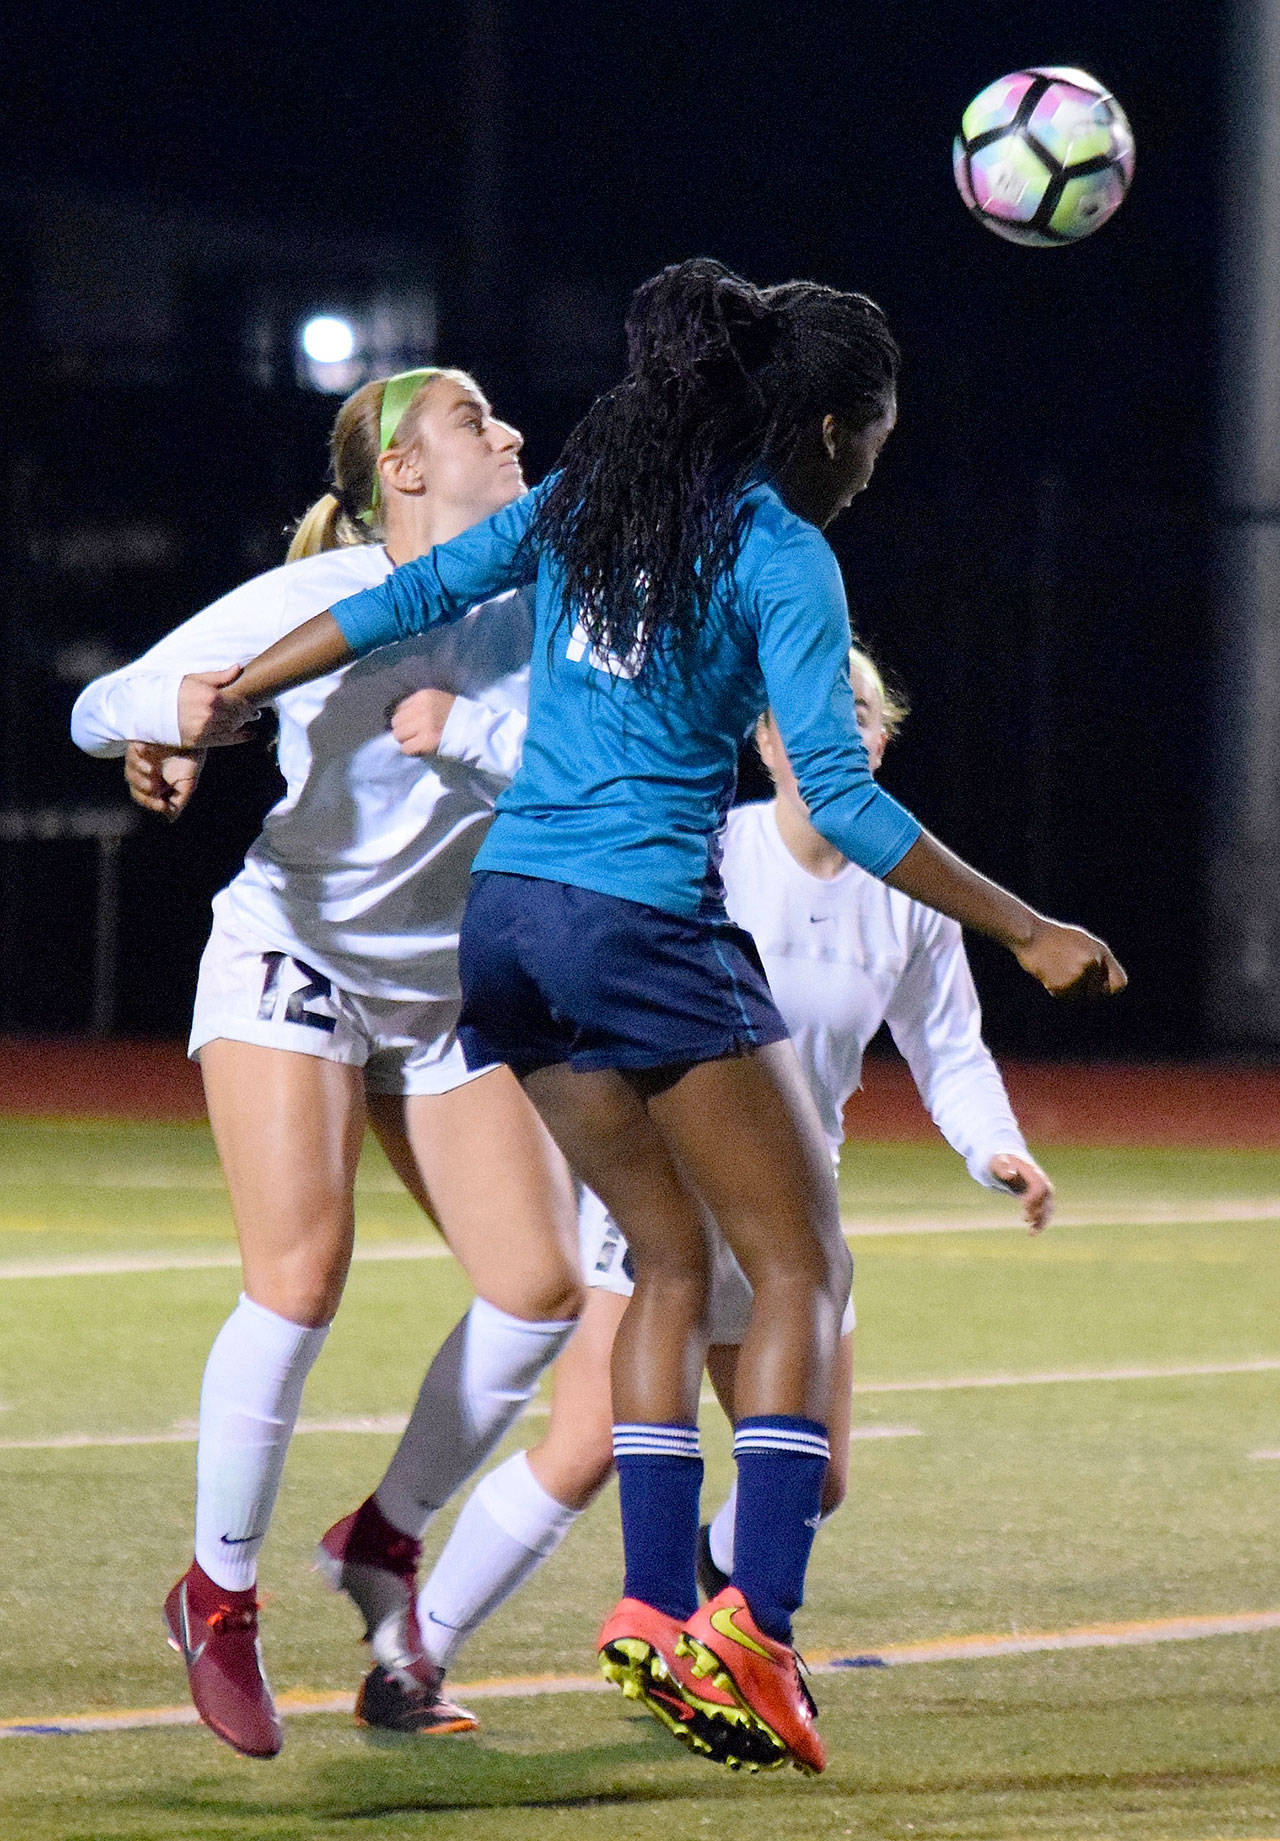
849, 644, 909, 738
758, 645, 909, 750
285, 367, 477, 562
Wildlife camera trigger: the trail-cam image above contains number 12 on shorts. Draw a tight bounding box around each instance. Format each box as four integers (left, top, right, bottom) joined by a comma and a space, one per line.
257, 953, 338, 1033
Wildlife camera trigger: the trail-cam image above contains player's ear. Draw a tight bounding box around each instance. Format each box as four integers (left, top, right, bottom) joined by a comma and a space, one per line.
378, 444, 427, 499
821, 414, 840, 461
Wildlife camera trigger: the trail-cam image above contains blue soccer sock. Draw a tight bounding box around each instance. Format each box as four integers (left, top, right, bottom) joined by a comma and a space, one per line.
731, 1415, 830, 1644
613, 1422, 702, 1621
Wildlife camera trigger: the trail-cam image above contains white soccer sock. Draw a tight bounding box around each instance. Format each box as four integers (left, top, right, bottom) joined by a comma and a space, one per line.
374, 1298, 576, 1539
415, 1451, 580, 1669
708, 1478, 738, 1576
193, 1293, 329, 1592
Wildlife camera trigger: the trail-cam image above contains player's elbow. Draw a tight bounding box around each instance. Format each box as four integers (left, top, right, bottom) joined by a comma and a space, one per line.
69, 695, 121, 758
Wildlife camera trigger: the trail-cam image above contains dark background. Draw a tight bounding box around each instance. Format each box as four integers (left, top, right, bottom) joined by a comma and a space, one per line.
1, 2, 1221, 1056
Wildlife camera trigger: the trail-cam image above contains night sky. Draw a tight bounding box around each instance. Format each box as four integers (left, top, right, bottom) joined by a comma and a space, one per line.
6, 2, 1224, 1052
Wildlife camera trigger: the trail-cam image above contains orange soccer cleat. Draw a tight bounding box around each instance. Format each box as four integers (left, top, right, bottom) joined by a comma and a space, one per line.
597, 1596, 784, 1771
677, 1585, 826, 1775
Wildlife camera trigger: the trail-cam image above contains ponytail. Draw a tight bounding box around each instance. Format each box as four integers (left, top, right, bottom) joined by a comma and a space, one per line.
286, 492, 351, 561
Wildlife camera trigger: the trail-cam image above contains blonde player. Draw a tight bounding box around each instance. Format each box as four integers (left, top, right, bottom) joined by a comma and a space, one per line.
342, 648, 1051, 1729
70, 368, 582, 1758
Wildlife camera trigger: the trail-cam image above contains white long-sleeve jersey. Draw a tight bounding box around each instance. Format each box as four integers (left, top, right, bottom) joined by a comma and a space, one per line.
719, 800, 1028, 1186
434, 692, 1032, 1188
70, 543, 531, 1004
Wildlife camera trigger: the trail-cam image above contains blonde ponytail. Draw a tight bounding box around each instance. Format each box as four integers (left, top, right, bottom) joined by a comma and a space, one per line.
286, 493, 347, 561
284, 378, 386, 563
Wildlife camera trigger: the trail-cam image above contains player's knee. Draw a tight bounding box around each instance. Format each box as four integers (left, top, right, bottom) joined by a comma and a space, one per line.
501, 1264, 585, 1324
246, 1273, 341, 1328
632, 1256, 712, 1331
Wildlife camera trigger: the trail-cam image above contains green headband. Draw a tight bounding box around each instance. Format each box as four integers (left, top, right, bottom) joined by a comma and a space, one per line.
358, 367, 442, 526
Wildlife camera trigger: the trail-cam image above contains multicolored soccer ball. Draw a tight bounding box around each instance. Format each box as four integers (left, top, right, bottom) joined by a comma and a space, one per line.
953, 67, 1135, 246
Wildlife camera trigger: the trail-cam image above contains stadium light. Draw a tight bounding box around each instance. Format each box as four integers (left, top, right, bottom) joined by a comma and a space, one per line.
300, 314, 356, 366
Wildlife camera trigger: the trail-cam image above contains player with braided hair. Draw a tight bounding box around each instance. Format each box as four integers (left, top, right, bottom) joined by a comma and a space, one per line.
342, 643, 1053, 1742
185, 259, 1124, 1774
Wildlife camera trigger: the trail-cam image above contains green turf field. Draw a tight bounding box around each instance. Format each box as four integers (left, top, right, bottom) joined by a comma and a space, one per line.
2, 1113, 1280, 1840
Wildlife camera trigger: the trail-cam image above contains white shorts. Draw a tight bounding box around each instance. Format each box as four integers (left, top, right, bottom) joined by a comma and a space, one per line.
188, 912, 495, 1097
578, 1189, 855, 1346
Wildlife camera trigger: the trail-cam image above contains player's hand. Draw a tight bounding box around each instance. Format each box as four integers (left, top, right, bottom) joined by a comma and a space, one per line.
124, 741, 205, 820
391, 688, 457, 756
177, 667, 260, 748
988, 1153, 1055, 1234
1014, 918, 1127, 998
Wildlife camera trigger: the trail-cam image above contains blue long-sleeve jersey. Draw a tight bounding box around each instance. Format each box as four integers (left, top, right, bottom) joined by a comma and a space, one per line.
332, 478, 922, 919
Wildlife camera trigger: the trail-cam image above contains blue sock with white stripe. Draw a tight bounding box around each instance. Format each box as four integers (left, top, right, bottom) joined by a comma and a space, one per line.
732, 1415, 830, 1643
613, 1422, 702, 1620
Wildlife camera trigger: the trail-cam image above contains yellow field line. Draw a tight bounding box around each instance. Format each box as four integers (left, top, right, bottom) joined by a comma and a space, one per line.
817, 1607, 1280, 1668
4, 1607, 1280, 1738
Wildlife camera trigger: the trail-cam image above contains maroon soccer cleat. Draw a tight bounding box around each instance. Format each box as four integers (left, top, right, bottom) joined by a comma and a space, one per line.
164, 1561, 282, 1758
678, 1586, 826, 1775
315, 1495, 435, 1687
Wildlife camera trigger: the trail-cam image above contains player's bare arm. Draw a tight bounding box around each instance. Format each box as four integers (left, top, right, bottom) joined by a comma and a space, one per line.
884, 830, 1126, 999
177, 617, 352, 746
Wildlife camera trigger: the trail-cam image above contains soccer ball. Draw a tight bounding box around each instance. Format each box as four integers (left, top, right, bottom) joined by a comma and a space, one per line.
953, 67, 1135, 246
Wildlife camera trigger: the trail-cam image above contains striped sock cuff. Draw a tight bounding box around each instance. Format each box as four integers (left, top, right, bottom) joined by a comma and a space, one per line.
733, 1415, 830, 1463
613, 1422, 701, 1462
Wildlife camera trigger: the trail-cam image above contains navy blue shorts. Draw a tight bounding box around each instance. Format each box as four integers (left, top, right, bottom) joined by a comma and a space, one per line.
457, 871, 788, 1078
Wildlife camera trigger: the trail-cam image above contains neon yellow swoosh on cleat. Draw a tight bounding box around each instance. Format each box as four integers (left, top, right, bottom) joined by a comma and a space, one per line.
709, 1604, 772, 1659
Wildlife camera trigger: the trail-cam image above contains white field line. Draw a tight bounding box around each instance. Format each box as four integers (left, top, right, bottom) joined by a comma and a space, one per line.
0, 1412, 922, 1453
5, 1355, 1279, 1451
854, 1356, 1280, 1394
4, 1607, 1280, 1739
9, 1154, 1280, 1221
0, 1243, 454, 1280
4, 1196, 1280, 1282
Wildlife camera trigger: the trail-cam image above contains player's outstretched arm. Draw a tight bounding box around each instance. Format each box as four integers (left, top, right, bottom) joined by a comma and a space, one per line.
884, 830, 1126, 999
177, 613, 353, 745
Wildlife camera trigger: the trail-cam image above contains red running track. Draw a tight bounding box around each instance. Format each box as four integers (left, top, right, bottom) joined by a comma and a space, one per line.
0, 1036, 1277, 1147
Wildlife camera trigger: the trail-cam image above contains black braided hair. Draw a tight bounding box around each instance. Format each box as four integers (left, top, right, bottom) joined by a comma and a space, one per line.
528, 257, 900, 676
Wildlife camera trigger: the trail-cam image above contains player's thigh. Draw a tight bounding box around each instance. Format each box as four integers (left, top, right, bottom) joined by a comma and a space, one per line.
523, 1063, 718, 1421
521, 1061, 708, 1279
367, 1067, 581, 1320
646, 1039, 848, 1296
528, 1287, 628, 1509
199, 1038, 366, 1324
